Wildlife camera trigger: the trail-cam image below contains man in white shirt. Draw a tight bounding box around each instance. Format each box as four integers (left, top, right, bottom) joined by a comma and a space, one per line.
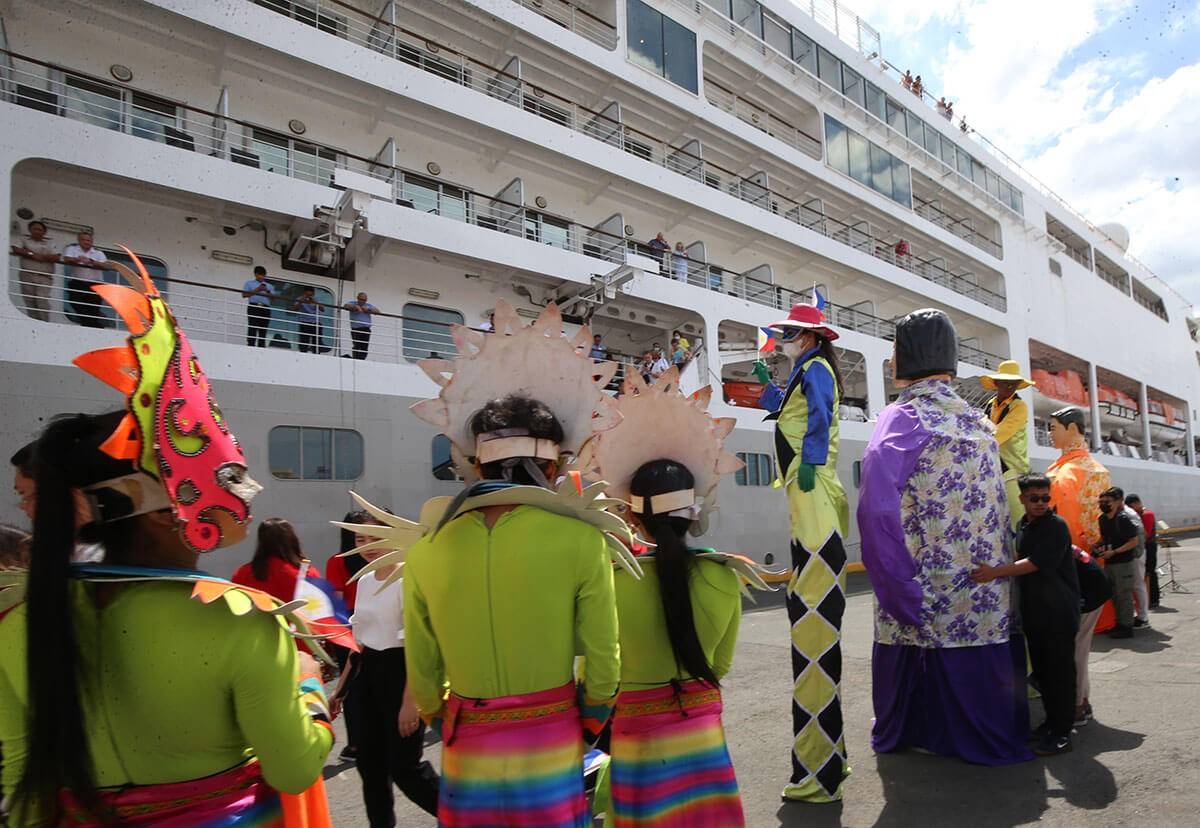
10, 220, 59, 321
62, 231, 113, 328
648, 345, 671, 379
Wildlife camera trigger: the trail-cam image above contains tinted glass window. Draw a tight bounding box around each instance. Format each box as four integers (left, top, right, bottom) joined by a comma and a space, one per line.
848, 130, 871, 186
842, 66, 865, 109
403, 302, 464, 362
865, 82, 886, 120
886, 98, 905, 131
334, 429, 364, 479
628, 0, 664, 75
732, 0, 762, 36
662, 15, 698, 93
824, 115, 848, 173
269, 426, 363, 480
763, 11, 791, 56
870, 143, 894, 199
792, 31, 816, 74
432, 434, 457, 480
817, 46, 841, 89
892, 158, 913, 208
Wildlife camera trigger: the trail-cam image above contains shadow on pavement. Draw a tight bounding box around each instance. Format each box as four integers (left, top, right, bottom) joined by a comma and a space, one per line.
1044, 720, 1145, 810
1091, 626, 1172, 654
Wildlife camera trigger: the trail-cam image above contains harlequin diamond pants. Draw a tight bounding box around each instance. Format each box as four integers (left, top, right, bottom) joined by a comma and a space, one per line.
787, 533, 849, 801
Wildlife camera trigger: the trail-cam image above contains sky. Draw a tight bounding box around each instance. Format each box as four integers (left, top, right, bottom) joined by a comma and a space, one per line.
815, 0, 1200, 309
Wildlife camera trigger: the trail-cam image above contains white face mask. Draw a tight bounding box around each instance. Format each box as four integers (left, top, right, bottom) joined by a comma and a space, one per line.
782, 336, 810, 361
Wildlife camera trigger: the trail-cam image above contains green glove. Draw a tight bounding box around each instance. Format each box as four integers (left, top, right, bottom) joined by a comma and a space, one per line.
797, 462, 817, 492
752, 360, 771, 384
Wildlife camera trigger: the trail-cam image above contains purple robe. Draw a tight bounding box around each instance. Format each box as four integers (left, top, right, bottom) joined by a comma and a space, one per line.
858, 380, 1032, 765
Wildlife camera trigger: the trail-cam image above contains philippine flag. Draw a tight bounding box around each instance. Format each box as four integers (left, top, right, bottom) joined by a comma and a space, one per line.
294, 566, 358, 651
757, 326, 776, 353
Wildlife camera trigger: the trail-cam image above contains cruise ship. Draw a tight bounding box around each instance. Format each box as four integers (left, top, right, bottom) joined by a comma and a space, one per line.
3, 0, 1198, 575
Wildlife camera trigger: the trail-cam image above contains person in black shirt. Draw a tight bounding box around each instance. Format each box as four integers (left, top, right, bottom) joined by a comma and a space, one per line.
972, 473, 1080, 755
1097, 486, 1140, 637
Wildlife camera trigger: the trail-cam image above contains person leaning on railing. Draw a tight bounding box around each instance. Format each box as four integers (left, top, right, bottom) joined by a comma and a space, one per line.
10, 220, 60, 322
61, 231, 115, 328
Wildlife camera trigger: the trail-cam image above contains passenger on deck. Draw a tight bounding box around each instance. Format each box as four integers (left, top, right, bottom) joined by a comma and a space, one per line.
242, 265, 276, 347
858, 308, 1032, 766
10, 220, 59, 321
647, 232, 670, 274
672, 241, 690, 282
343, 292, 379, 360
293, 287, 324, 354
62, 231, 114, 328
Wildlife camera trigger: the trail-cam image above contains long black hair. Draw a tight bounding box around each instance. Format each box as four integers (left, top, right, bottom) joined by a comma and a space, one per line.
338, 509, 372, 579
630, 459, 720, 687
813, 334, 845, 398
250, 517, 306, 581
19, 411, 140, 822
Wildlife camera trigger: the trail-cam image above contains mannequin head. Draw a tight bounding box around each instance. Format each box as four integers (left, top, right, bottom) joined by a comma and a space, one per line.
1049, 406, 1088, 452
893, 308, 958, 383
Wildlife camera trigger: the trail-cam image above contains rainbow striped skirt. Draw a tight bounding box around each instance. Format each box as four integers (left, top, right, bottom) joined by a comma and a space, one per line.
439, 681, 588, 827
610, 681, 744, 827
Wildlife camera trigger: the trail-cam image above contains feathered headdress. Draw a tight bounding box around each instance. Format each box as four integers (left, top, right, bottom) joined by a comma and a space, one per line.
410, 299, 621, 480
580, 367, 742, 535
72, 248, 260, 553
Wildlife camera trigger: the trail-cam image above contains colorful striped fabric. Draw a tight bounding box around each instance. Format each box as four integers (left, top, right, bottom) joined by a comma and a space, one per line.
59, 760, 287, 826
439, 682, 589, 827
610, 682, 744, 827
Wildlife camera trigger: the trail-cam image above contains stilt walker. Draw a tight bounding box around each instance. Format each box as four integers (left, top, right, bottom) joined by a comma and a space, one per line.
754, 299, 850, 803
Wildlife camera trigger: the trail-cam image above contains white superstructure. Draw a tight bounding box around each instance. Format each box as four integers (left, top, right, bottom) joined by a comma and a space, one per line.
3, 0, 1197, 575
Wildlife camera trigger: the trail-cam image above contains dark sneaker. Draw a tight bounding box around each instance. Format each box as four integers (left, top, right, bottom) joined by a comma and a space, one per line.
338, 745, 358, 763
1133, 618, 1150, 628
1029, 722, 1052, 742
1034, 734, 1073, 756
1108, 625, 1134, 639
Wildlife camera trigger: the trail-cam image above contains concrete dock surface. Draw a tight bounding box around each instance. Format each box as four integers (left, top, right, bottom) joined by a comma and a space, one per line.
324, 542, 1200, 827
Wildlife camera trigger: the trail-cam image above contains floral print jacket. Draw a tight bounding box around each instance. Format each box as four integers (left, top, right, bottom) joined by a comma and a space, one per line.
857, 380, 1015, 648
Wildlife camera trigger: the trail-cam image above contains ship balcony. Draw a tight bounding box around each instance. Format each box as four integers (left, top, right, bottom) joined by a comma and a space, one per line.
216, 3, 1006, 311
0, 46, 1005, 320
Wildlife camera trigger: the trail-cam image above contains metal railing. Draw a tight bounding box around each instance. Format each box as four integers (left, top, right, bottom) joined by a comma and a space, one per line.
239, 4, 1005, 310
509, 0, 619, 50
5, 262, 673, 383
913, 196, 1002, 258
701, 78, 822, 159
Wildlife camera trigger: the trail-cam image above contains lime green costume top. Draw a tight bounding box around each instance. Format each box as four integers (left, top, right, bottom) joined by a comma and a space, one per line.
613, 554, 742, 687
403, 504, 621, 715
0, 580, 333, 807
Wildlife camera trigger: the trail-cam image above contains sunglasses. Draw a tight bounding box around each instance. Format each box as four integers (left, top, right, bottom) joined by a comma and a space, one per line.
778, 328, 808, 342
1024, 495, 1052, 504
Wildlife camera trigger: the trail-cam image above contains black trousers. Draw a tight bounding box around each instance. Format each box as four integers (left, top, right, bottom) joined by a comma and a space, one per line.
356, 647, 439, 825
298, 320, 318, 353
1027, 628, 1077, 738
351, 326, 371, 359
1146, 541, 1160, 606
66, 278, 105, 327
246, 305, 270, 347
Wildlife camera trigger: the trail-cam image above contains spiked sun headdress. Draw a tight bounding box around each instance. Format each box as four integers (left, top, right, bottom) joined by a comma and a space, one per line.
581, 367, 742, 536
581, 368, 778, 594
71, 248, 260, 553
335, 300, 641, 587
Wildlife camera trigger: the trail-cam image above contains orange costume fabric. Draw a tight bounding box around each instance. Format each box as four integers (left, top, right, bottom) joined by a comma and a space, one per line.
1046, 448, 1113, 631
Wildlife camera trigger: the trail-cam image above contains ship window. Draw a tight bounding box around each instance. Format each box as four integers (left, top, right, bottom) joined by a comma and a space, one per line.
940, 135, 957, 167
886, 98, 905, 132
825, 116, 848, 173
792, 31, 816, 75
869, 143, 894, 199
732, 0, 762, 37
864, 82, 886, 121
923, 123, 940, 155
253, 279, 336, 352
891, 160, 913, 208
56, 249, 172, 327
957, 149, 973, 179
842, 66, 865, 110
403, 302, 463, 362
254, 1, 344, 36
1049, 258, 1063, 277
249, 129, 339, 185
904, 110, 924, 143
269, 426, 363, 481
525, 212, 572, 250
130, 93, 179, 142
626, 0, 698, 93
701, 0, 731, 14
817, 46, 841, 90
432, 434, 459, 480
847, 131, 871, 186
64, 76, 121, 131
735, 451, 774, 486
763, 10, 791, 57
399, 174, 469, 222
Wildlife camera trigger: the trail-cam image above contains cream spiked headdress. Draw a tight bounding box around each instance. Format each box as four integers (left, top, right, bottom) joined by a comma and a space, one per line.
411, 299, 621, 480
334, 299, 641, 586
582, 368, 778, 594
581, 367, 742, 535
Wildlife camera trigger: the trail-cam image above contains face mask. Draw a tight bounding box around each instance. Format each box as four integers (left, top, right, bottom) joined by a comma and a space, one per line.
782, 337, 809, 361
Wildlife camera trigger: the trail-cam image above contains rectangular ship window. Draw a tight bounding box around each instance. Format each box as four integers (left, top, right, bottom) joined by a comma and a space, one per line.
269, 426, 363, 481
403, 302, 464, 362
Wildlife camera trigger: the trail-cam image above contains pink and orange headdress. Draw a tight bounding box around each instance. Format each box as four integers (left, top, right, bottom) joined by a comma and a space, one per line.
72, 248, 260, 553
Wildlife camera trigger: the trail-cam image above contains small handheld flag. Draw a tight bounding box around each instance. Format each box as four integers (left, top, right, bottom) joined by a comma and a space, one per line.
758, 326, 776, 352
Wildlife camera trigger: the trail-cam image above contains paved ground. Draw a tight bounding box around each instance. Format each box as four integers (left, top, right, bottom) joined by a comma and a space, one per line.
324, 542, 1200, 827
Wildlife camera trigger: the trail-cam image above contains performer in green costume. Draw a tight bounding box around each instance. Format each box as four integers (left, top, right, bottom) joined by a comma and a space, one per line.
755, 302, 850, 803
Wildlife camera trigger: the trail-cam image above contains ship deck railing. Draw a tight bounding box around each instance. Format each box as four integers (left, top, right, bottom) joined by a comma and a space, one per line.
221, 4, 1007, 310
6, 263, 1004, 371
0, 46, 1006, 320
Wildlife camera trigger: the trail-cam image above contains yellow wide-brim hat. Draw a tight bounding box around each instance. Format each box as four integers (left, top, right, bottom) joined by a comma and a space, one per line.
981, 359, 1035, 391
